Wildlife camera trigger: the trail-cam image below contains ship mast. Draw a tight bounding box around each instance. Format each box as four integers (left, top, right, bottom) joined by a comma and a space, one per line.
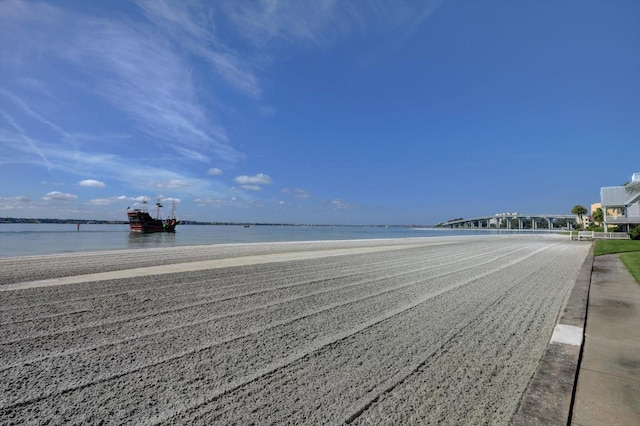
169, 199, 177, 220
155, 197, 163, 220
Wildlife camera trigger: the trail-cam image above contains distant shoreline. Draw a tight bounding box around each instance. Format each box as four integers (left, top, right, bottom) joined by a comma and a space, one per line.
0, 218, 435, 228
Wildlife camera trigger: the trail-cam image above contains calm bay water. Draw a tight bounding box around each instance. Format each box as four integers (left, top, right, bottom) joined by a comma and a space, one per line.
0, 223, 486, 258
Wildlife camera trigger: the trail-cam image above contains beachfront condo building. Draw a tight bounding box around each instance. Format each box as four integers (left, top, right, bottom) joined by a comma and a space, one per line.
600, 173, 640, 232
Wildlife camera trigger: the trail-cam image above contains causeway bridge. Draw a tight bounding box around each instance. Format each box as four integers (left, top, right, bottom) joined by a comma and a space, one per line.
441, 213, 577, 230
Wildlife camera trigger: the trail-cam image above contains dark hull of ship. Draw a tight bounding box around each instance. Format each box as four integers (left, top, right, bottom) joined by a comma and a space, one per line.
127, 211, 177, 233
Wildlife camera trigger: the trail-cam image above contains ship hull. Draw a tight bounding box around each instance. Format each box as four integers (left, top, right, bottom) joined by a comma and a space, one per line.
127, 211, 177, 233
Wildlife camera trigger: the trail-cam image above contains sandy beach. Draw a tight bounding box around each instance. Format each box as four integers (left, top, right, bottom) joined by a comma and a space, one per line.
0, 235, 590, 425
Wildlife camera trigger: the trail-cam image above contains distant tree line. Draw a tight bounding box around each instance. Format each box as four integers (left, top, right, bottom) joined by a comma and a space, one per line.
0, 218, 126, 224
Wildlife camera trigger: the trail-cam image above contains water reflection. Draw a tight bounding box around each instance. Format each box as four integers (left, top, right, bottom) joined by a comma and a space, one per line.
2, 223, 494, 258
127, 231, 177, 249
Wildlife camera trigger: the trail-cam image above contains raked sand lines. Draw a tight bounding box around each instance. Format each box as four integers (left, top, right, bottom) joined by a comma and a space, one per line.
1, 243, 528, 372
0, 235, 590, 425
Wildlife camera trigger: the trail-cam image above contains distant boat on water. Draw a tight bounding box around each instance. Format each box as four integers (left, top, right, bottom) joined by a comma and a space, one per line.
127, 198, 179, 233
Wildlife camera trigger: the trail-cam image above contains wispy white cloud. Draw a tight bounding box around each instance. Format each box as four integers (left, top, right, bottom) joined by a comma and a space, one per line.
87, 196, 128, 206
194, 48, 263, 99
137, 0, 262, 98
12, 195, 31, 202
240, 185, 262, 191
0, 196, 33, 211
136, 0, 212, 41
234, 173, 273, 185
233, 173, 273, 192
327, 198, 354, 210
0, 195, 31, 203
66, 19, 241, 163
0, 0, 65, 67
0, 88, 68, 137
0, 0, 442, 222
43, 191, 77, 201
220, 0, 339, 47
2, 130, 229, 198
0, 90, 231, 200
154, 180, 190, 189
1, 1, 245, 166
16, 78, 64, 104
79, 179, 106, 188
194, 197, 234, 207
87, 194, 179, 207
1, 0, 439, 167
161, 196, 181, 204
219, 0, 441, 48
195, 195, 269, 210
0, 108, 52, 169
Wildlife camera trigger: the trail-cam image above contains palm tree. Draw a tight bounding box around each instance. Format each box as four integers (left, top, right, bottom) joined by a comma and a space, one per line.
572, 205, 588, 229
592, 207, 604, 226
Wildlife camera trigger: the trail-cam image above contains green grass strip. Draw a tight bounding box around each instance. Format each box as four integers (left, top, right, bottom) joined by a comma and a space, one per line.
620, 252, 640, 284
594, 240, 640, 256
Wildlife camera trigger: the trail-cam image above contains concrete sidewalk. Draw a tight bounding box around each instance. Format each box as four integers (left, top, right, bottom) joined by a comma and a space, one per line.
571, 254, 640, 426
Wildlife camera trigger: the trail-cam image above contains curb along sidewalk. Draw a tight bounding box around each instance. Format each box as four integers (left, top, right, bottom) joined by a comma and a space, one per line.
513, 248, 640, 425
513, 245, 593, 424
570, 254, 640, 425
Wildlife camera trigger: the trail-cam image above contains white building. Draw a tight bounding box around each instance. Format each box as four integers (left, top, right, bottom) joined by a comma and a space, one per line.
600, 173, 640, 232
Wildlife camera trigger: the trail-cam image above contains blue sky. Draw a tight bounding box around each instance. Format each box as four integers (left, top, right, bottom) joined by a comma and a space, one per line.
1, 0, 639, 225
